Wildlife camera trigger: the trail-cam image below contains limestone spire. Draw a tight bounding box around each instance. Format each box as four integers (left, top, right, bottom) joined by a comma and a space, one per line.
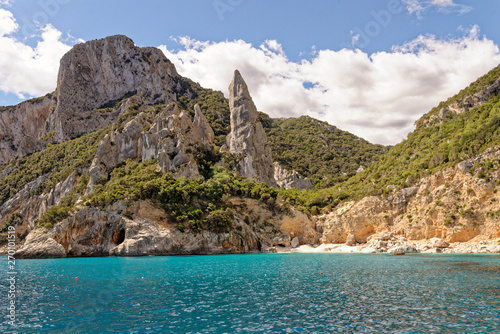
226, 70, 276, 187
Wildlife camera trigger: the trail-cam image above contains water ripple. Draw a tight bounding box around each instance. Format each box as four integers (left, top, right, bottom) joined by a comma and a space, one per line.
0, 254, 499, 333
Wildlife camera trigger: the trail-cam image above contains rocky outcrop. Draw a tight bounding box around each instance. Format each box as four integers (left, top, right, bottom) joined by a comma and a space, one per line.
0, 171, 79, 230
315, 145, 500, 245
142, 103, 214, 175
45, 35, 184, 142
87, 103, 215, 193
0, 95, 54, 164
421, 77, 500, 128
14, 197, 311, 258
14, 229, 66, 259
225, 70, 276, 187
1, 35, 194, 164
273, 162, 312, 190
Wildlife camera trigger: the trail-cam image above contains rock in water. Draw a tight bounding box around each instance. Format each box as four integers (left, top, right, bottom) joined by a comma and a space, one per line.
46, 35, 182, 142
392, 247, 406, 255
226, 70, 277, 187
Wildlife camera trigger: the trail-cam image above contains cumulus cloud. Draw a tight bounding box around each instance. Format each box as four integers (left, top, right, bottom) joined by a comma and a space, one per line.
403, 0, 472, 18
0, 8, 75, 99
160, 27, 500, 145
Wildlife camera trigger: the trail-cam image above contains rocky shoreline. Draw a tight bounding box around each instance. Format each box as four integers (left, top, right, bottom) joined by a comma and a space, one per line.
3, 237, 500, 258
267, 233, 500, 255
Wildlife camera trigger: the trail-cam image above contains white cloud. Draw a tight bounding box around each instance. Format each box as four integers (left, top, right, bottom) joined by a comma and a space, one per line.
403, 0, 472, 18
0, 8, 75, 99
160, 27, 500, 145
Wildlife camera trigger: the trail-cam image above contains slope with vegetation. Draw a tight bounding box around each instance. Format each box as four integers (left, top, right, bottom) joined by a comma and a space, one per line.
281, 63, 500, 214
260, 114, 388, 188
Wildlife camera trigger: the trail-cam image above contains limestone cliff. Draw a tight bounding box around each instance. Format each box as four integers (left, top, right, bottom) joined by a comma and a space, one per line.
45, 35, 184, 142
225, 70, 277, 187
1, 35, 192, 165
87, 102, 215, 193
14, 198, 312, 258
315, 146, 500, 245
0, 95, 54, 164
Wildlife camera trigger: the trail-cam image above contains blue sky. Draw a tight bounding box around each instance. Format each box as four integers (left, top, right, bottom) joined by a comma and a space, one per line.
1, 0, 500, 144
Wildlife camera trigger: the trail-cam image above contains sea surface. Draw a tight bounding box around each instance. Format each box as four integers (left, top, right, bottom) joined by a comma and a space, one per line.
1, 253, 499, 333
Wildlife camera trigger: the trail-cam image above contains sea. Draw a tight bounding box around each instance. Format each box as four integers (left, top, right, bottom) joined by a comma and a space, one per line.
1, 253, 499, 333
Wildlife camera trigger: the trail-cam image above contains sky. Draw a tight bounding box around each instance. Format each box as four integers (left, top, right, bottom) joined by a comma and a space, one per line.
1, 0, 500, 145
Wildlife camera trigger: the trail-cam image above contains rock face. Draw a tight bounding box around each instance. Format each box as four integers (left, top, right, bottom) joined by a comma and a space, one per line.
1, 35, 192, 164
0, 95, 54, 164
315, 145, 500, 245
142, 103, 214, 175
15, 198, 313, 258
0, 172, 80, 232
87, 103, 215, 193
45, 35, 183, 142
225, 70, 276, 187
15, 229, 66, 259
273, 162, 312, 190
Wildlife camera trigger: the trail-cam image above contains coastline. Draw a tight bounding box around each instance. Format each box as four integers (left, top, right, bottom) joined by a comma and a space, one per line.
270, 239, 500, 255
3, 238, 499, 258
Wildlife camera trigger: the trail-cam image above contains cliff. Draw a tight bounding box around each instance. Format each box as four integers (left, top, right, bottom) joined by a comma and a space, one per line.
45, 35, 186, 142
0, 95, 54, 164
1, 35, 500, 258
224, 70, 277, 187
0, 35, 192, 165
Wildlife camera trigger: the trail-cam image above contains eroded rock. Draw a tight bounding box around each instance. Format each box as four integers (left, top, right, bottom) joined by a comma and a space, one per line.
225, 70, 276, 187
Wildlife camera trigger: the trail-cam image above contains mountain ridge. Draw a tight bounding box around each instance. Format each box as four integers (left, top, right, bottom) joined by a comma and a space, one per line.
1, 35, 499, 258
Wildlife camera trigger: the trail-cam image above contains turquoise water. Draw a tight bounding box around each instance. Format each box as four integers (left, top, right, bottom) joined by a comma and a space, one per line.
1, 253, 499, 333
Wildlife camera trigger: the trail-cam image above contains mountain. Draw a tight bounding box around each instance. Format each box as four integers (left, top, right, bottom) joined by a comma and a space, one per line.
0, 35, 499, 258
260, 115, 388, 188
285, 64, 500, 246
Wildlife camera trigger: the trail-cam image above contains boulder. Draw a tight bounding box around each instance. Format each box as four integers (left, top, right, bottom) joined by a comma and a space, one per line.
346, 234, 356, 246
272, 234, 291, 247
377, 232, 394, 241
388, 245, 418, 254
431, 238, 450, 248
291, 237, 300, 248
391, 247, 406, 255
457, 160, 474, 173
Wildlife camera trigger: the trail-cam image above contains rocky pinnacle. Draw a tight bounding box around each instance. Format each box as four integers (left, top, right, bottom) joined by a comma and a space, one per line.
226, 70, 277, 187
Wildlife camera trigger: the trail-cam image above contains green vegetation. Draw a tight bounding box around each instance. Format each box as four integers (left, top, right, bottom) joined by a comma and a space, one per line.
177, 78, 230, 147
276, 64, 500, 213
3, 63, 500, 229
417, 63, 500, 126
37, 172, 90, 227
85, 158, 282, 233
0, 212, 22, 232
261, 114, 388, 188
40, 130, 55, 142
0, 127, 109, 206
